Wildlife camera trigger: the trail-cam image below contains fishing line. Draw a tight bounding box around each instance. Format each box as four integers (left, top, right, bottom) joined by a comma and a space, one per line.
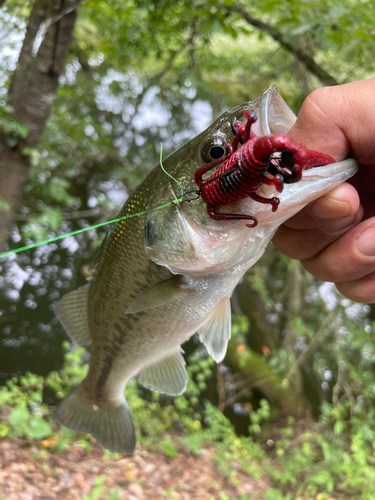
0, 145, 187, 259
159, 143, 185, 199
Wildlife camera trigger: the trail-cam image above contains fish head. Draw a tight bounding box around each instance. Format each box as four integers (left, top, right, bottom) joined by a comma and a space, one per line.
145, 86, 358, 276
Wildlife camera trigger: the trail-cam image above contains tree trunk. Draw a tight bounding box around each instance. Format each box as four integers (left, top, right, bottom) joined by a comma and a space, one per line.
0, 0, 79, 252
225, 338, 300, 416
282, 260, 305, 395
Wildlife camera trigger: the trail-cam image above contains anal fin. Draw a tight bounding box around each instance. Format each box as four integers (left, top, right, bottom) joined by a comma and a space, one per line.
198, 297, 231, 363
55, 285, 91, 347
138, 348, 187, 396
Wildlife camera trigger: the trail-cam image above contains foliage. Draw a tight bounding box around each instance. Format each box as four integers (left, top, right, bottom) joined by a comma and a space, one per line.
1, 306, 375, 499
82, 474, 121, 500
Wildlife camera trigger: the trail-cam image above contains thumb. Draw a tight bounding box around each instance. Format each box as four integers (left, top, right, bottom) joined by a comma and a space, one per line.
288, 78, 375, 165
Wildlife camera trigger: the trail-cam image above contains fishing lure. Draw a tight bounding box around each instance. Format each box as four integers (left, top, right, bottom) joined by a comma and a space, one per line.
195, 110, 335, 227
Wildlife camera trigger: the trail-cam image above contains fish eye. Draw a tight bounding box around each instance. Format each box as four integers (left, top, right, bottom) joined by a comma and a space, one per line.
200, 141, 228, 163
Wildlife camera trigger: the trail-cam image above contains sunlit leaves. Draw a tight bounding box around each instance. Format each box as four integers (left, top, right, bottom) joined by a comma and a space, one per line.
9, 401, 53, 439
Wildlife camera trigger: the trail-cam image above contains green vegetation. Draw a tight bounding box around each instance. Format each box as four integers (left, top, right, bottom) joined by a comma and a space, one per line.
2, 294, 375, 499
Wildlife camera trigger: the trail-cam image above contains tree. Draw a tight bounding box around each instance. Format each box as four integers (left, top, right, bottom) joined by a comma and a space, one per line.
0, 0, 78, 252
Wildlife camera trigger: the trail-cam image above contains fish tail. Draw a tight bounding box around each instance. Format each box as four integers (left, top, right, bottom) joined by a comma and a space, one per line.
53, 385, 136, 455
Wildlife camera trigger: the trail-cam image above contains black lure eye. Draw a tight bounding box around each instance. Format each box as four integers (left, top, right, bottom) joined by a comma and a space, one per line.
200, 141, 228, 163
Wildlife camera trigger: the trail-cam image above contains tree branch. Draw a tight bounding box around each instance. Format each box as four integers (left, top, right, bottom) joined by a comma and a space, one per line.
285, 315, 332, 383
219, 3, 339, 87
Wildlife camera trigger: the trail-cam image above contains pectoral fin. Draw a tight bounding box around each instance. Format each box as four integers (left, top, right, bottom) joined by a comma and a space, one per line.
138, 348, 187, 396
55, 285, 91, 347
198, 297, 231, 363
125, 276, 192, 314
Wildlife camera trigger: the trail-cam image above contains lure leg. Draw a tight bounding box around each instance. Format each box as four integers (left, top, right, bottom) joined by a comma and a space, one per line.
232, 111, 257, 149
242, 110, 257, 143
207, 203, 258, 228
262, 173, 284, 193
248, 192, 280, 212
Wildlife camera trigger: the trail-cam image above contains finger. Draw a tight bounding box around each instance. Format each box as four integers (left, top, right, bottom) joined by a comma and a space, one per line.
336, 271, 375, 304
284, 182, 359, 230
273, 205, 363, 260
288, 78, 375, 164
301, 218, 375, 283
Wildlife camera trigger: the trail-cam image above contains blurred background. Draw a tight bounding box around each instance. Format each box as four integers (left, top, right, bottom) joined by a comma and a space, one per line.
0, 1, 375, 498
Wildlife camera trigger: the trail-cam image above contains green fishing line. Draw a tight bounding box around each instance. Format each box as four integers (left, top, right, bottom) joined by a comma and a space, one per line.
0, 145, 185, 259
159, 142, 185, 198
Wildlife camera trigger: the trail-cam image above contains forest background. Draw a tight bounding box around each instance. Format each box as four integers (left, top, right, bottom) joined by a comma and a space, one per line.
0, 0, 375, 499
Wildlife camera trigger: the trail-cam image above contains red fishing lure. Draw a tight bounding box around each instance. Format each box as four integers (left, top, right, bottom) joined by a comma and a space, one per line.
195, 110, 335, 227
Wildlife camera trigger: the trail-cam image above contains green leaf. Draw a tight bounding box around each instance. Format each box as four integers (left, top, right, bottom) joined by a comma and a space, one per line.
108, 489, 121, 500
9, 403, 30, 427
311, 470, 335, 491
38, 205, 63, 231
334, 419, 346, 434
0, 198, 10, 212
0, 422, 9, 438
26, 417, 53, 439
265, 489, 284, 500
162, 440, 178, 457
48, 177, 72, 203
94, 474, 106, 486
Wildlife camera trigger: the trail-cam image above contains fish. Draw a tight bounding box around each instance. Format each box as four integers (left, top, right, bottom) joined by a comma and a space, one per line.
53, 84, 358, 454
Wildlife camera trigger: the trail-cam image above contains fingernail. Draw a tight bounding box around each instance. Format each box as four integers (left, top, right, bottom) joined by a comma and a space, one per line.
321, 214, 357, 234
312, 197, 351, 220
356, 225, 375, 256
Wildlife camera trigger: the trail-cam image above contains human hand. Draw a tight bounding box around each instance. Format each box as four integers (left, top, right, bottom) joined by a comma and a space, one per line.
272, 78, 375, 303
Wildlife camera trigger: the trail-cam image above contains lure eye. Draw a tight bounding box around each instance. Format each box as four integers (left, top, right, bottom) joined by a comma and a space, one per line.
200, 141, 229, 163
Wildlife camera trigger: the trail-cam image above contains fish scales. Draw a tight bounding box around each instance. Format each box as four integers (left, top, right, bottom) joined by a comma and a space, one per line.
54, 85, 358, 454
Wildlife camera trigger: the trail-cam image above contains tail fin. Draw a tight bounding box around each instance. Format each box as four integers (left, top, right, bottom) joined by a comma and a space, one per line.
53, 386, 136, 455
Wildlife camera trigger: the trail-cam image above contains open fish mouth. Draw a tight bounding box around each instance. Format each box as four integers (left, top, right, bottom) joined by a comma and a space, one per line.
267, 153, 297, 184
267, 152, 331, 185
257, 158, 357, 205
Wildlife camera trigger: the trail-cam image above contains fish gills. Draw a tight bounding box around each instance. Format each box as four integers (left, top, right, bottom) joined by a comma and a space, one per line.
53, 386, 136, 455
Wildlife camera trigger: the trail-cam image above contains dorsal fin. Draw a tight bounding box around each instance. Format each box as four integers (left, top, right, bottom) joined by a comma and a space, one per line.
55, 285, 91, 347
198, 297, 231, 363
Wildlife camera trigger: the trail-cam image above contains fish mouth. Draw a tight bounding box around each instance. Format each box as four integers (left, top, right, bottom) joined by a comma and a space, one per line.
267, 152, 298, 184
257, 158, 358, 201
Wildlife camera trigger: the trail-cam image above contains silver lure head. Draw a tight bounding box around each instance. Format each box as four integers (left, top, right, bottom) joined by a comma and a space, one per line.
145, 86, 358, 276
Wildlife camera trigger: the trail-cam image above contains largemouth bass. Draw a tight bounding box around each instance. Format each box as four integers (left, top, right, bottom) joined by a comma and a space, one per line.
54, 85, 358, 454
